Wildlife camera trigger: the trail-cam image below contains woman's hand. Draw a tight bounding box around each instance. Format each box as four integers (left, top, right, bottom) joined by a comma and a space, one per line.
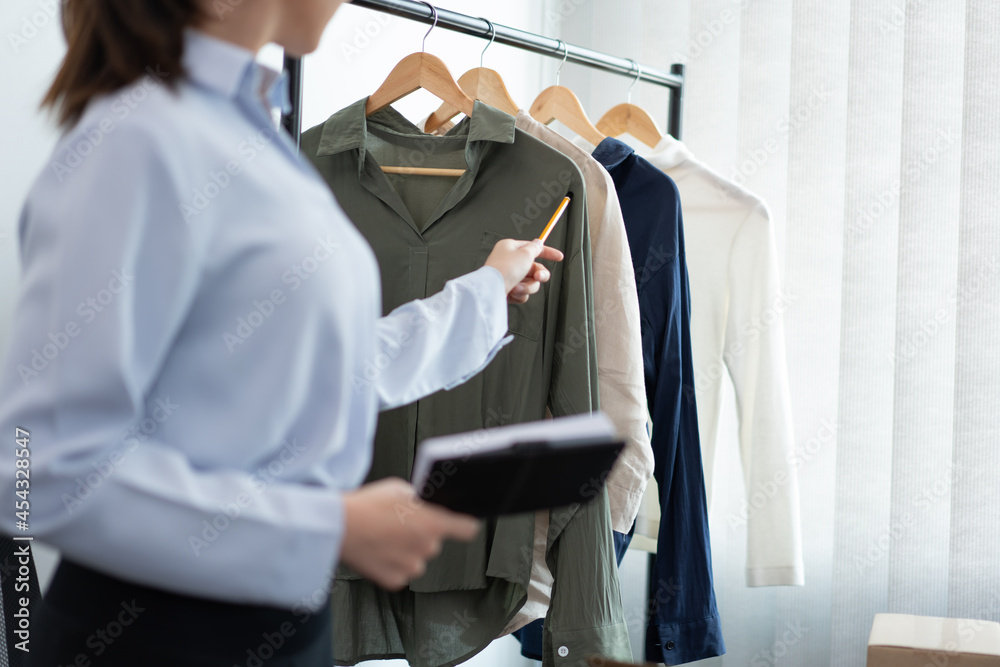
340, 478, 480, 590
484, 239, 565, 304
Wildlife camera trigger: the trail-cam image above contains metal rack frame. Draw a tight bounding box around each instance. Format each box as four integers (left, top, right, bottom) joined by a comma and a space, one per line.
280, 0, 685, 146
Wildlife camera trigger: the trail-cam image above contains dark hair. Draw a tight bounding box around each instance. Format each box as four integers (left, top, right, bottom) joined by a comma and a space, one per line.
42, 0, 203, 127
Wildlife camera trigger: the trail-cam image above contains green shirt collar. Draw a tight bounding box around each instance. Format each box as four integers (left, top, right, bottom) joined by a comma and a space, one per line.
314, 98, 517, 234
315, 97, 516, 161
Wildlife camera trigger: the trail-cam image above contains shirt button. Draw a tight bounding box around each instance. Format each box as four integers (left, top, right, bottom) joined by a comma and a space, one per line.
666, 640, 676, 650
557, 646, 569, 657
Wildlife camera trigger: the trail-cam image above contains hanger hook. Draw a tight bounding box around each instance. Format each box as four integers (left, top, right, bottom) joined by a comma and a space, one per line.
420, 1, 439, 52
555, 40, 569, 86
627, 59, 641, 104
479, 18, 496, 68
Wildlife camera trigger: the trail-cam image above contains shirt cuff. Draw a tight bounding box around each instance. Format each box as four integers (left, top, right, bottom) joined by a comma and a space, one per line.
747, 564, 805, 587
649, 612, 726, 664
544, 621, 632, 666
478, 264, 510, 317
440, 334, 514, 391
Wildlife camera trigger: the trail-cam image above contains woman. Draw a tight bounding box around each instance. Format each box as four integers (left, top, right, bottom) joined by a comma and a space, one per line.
0, 1, 562, 665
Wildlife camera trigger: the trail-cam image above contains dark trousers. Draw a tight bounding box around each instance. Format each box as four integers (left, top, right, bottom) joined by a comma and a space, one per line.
27, 560, 333, 667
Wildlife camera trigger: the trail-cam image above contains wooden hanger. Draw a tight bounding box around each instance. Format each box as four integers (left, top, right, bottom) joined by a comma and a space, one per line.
529, 41, 606, 147
365, 53, 474, 119
366, 3, 473, 177
425, 18, 519, 133
596, 60, 664, 149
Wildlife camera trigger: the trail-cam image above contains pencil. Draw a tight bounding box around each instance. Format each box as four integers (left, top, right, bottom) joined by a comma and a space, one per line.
537, 196, 571, 244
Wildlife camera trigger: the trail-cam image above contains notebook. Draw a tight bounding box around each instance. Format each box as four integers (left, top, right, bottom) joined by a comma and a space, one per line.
411, 412, 625, 517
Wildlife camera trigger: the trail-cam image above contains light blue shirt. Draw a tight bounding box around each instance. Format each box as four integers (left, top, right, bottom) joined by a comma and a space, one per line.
0, 30, 510, 611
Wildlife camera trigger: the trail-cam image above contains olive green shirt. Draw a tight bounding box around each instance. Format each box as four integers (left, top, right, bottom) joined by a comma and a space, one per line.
301, 99, 631, 667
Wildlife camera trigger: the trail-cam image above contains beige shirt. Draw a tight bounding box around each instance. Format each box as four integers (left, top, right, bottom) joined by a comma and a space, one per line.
508, 111, 654, 633
516, 110, 654, 532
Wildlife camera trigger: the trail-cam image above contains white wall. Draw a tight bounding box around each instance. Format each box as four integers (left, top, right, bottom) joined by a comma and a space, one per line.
300, 2, 547, 132
0, 0, 72, 596
0, 0, 65, 359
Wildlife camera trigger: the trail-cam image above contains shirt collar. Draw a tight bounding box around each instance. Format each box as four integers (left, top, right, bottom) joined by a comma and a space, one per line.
181, 28, 290, 116
592, 136, 636, 170
315, 98, 516, 158
644, 134, 693, 169
314, 98, 517, 234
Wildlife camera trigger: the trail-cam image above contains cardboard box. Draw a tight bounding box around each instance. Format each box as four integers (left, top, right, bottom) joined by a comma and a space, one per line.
868, 613, 1000, 667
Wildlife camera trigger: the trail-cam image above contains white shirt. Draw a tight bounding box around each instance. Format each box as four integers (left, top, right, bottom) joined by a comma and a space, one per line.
0, 30, 510, 610
572, 132, 804, 586
639, 135, 804, 587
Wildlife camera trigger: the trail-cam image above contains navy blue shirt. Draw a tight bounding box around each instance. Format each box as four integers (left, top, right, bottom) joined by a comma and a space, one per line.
591, 138, 724, 665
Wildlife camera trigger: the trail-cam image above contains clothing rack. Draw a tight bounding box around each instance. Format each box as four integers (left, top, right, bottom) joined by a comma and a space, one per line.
277, 4, 688, 661
280, 0, 685, 146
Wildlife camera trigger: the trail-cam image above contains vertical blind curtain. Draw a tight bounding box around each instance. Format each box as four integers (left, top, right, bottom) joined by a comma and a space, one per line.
550, 1, 1000, 665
